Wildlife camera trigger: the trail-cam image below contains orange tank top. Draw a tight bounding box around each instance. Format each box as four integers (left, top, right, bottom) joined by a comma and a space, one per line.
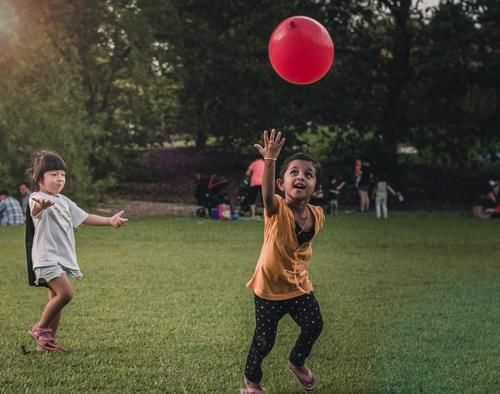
246, 195, 325, 300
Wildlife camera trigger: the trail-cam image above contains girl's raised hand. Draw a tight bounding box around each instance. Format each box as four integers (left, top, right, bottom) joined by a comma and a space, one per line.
110, 210, 128, 228
254, 129, 286, 160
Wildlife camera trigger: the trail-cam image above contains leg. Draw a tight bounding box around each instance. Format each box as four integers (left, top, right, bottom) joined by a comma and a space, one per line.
361, 190, 369, 212
382, 198, 388, 219
37, 274, 73, 329
248, 186, 258, 219
375, 197, 381, 218
47, 287, 62, 335
288, 293, 324, 368
245, 295, 286, 384
250, 204, 256, 219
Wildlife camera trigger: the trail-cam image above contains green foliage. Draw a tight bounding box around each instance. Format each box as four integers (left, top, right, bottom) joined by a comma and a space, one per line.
1, 214, 499, 392
38, 0, 180, 180
295, 124, 379, 164
0, 14, 95, 203
0, 0, 179, 193
409, 1, 500, 166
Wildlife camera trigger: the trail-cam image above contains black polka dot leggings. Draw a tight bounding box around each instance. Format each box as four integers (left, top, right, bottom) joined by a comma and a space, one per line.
244, 292, 324, 384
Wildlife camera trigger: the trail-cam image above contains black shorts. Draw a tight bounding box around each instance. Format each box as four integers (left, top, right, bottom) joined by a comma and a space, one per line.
248, 186, 261, 205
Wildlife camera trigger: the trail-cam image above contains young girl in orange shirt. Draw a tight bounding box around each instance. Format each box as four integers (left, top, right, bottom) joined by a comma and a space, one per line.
242, 130, 325, 393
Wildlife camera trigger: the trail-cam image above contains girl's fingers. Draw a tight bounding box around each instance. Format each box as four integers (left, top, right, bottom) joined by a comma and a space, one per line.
35, 199, 54, 207
261, 128, 284, 153
254, 144, 264, 154
278, 136, 286, 148
263, 130, 269, 146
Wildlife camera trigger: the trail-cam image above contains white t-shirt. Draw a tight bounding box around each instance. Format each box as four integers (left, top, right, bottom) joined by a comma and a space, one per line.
29, 191, 89, 270
375, 181, 388, 199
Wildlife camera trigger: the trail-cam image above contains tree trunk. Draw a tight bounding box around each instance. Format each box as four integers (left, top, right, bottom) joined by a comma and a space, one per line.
381, 0, 412, 163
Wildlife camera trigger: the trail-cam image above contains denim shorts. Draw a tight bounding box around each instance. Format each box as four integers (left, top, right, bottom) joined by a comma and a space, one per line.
34, 264, 82, 286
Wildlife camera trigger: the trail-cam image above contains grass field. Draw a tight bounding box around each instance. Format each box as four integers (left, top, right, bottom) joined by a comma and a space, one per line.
1, 212, 499, 393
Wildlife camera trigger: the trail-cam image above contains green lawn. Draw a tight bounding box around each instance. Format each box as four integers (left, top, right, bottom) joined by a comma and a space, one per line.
1, 213, 499, 393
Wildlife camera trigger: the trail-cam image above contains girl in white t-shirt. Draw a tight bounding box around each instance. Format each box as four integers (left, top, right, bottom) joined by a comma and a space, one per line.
26, 150, 128, 352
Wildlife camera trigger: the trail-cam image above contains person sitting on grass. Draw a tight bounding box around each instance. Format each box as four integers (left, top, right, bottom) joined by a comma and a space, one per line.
242, 129, 325, 393
26, 150, 128, 352
0, 190, 25, 226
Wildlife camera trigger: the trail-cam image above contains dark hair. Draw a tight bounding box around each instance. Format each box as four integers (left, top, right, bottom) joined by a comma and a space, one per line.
19, 182, 30, 188
0, 190, 9, 196
29, 151, 66, 191
278, 153, 322, 188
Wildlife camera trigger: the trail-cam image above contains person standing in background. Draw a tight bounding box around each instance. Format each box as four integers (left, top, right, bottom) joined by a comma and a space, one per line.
356, 161, 373, 212
328, 175, 345, 216
373, 175, 402, 219
246, 156, 265, 219
19, 182, 32, 216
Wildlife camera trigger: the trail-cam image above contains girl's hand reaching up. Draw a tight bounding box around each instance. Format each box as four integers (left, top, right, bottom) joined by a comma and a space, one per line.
254, 129, 286, 160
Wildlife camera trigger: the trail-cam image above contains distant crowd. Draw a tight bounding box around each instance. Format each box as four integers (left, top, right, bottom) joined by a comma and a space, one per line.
195, 157, 500, 221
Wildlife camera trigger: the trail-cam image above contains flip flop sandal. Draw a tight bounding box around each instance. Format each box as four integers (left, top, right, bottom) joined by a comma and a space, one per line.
240, 376, 268, 394
29, 326, 62, 352
287, 362, 319, 391
45, 331, 65, 351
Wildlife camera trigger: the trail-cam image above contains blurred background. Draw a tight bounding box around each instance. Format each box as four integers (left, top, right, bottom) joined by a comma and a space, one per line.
0, 0, 498, 210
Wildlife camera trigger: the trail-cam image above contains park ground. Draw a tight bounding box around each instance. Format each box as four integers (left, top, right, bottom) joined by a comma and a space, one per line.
0, 212, 499, 393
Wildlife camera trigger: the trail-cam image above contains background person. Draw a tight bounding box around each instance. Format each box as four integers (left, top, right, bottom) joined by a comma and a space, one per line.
19, 182, 32, 216
327, 175, 345, 216
373, 175, 403, 219
356, 161, 373, 212
246, 156, 265, 219
0, 190, 25, 226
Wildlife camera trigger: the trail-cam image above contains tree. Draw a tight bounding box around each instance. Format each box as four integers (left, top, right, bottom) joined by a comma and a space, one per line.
0, 2, 94, 201
409, 0, 499, 166
148, 0, 362, 149
0, 0, 179, 191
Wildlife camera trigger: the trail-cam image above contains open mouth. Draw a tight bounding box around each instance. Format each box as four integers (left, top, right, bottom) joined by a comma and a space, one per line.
293, 183, 306, 190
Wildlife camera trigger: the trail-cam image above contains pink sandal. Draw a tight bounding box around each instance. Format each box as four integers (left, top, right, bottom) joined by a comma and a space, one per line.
29, 326, 64, 352
287, 361, 319, 391
240, 376, 268, 394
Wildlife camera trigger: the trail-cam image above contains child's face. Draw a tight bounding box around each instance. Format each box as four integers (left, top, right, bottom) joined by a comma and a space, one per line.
277, 160, 317, 202
39, 170, 66, 195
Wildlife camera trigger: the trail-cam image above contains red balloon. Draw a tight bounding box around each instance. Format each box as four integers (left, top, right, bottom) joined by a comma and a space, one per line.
268, 16, 334, 85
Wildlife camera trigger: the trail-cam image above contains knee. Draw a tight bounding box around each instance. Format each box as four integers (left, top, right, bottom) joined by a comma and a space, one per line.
315, 317, 324, 334
59, 289, 73, 305
306, 317, 324, 337
253, 333, 275, 355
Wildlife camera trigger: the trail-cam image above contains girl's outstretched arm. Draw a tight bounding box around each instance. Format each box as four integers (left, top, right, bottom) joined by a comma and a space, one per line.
84, 210, 128, 228
253, 129, 285, 216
